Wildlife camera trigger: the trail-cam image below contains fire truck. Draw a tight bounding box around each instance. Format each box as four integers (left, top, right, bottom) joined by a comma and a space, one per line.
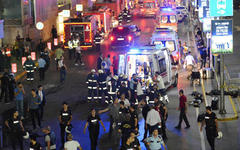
63, 16, 98, 49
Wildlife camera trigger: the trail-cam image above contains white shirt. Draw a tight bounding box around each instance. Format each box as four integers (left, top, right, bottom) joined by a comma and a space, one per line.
119, 99, 130, 107
146, 109, 161, 126
156, 75, 165, 89
137, 82, 144, 96
38, 90, 43, 102
64, 140, 81, 150
58, 60, 64, 68
185, 54, 195, 66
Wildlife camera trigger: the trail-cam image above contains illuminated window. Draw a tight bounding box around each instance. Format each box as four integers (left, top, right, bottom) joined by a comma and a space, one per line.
170, 15, 176, 23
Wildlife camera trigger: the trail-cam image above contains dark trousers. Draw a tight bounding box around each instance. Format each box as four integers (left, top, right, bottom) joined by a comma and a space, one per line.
88, 88, 97, 101
30, 108, 41, 129
75, 53, 82, 64
130, 90, 136, 103
206, 127, 216, 150
39, 68, 45, 81
0, 87, 9, 102
68, 49, 74, 60
89, 128, 99, 150
201, 57, 207, 68
96, 44, 101, 51
10, 132, 23, 150
60, 123, 69, 146
143, 123, 149, 139
60, 68, 66, 83
26, 72, 34, 81
161, 120, 167, 140
98, 89, 108, 100
177, 108, 190, 127
39, 103, 44, 120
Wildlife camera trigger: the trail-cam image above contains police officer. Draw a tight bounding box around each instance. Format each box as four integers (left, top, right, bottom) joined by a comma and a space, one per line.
94, 31, 102, 51
145, 129, 167, 150
0, 72, 10, 103
107, 75, 119, 104
5, 110, 24, 150
68, 38, 74, 60
155, 101, 168, 140
86, 69, 98, 102
97, 70, 108, 102
58, 102, 72, 147
200, 106, 219, 150
23, 55, 36, 81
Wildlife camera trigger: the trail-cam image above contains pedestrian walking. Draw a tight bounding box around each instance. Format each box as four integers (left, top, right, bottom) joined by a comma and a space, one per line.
144, 129, 167, 150
129, 74, 138, 104
42, 126, 57, 150
37, 85, 46, 120
155, 101, 168, 140
58, 56, 67, 83
121, 131, 141, 150
28, 89, 41, 129
200, 106, 219, 150
30, 135, 43, 150
36, 39, 45, 53
94, 31, 102, 51
200, 46, 207, 69
84, 108, 106, 150
75, 43, 84, 66
58, 102, 72, 147
38, 55, 46, 81
23, 55, 36, 81
0, 72, 10, 103
146, 104, 161, 135
86, 69, 98, 102
119, 93, 130, 107
184, 51, 196, 80
64, 134, 83, 150
175, 89, 190, 129
14, 82, 25, 119
97, 53, 103, 70
5, 110, 24, 150
55, 46, 64, 70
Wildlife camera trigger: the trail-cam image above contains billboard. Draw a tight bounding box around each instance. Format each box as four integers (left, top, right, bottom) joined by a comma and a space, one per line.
210, 0, 233, 17
0, 20, 4, 39
211, 20, 233, 54
203, 18, 212, 32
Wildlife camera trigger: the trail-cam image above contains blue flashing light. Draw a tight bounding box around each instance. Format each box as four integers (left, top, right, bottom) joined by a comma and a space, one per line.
129, 48, 139, 52
162, 8, 172, 12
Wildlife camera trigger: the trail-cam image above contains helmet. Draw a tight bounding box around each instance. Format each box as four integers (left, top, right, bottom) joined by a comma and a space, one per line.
98, 70, 103, 74
217, 131, 223, 139
91, 69, 96, 73
123, 75, 128, 79
119, 73, 124, 77
65, 124, 73, 134
113, 75, 118, 80
22, 131, 29, 139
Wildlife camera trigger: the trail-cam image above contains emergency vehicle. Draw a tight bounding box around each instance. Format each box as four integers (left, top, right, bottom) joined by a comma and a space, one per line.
63, 16, 98, 49
118, 45, 178, 89
156, 7, 178, 32
151, 28, 179, 63
139, 0, 159, 18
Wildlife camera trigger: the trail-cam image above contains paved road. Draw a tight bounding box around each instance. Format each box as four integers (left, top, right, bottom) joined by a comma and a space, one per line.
1, 14, 240, 150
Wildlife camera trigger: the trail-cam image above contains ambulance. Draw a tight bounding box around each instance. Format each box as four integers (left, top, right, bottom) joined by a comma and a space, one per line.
151, 28, 180, 63
156, 7, 178, 32
118, 45, 178, 88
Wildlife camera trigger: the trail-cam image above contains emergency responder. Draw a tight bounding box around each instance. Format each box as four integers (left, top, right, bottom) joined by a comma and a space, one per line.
129, 74, 138, 104
5, 110, 24, 150
0, 72, 10, 103
200, 106, 219, 150
97, 53, 103, 70
107, 75, 118, 104
121, 75, 129, 87
58, 101, 72, 148
129, 105, 138, 132
72, 37, 79, 58
23, 55, 36, 81
154, 72, 169, 103
94, 31, 102, 51
139, 99, 150, 141
118, 112, 132, 148
118, 81, 131, 100
84, 108, 106, 150
145, 129, 167, 150
126, 11, 132, 23
147, 84, 160, 104
86, 69, 98, 102
68, 38, 74, 60
155, 101, 168, 140
98, 70, 108, 102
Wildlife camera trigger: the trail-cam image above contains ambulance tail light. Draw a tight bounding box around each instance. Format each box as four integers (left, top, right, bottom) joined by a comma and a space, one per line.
128, 35, 133, 41
110, 36, 115, 41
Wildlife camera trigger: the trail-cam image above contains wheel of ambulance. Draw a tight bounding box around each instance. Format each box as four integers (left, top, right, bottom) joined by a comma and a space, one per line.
173, 74, 178, 87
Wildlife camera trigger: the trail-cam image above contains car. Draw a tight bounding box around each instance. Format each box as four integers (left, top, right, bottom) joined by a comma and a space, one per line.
125, 25, 141, 37
109, 26, 135, 49
176, 6, 188, 17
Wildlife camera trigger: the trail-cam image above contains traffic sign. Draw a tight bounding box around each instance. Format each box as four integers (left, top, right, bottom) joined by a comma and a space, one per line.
36, 22, 44, 30
210, 0, 233, 17
211, 20, 233, 54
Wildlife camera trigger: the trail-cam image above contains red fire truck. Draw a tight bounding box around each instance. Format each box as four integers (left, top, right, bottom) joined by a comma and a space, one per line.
63, 16, 98, 49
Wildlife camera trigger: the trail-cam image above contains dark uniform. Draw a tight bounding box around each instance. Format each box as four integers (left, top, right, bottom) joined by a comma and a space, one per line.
30, 142, 42, 150
155, 102, 167, 140
87, 114, 101, 150
107, 77, 118, 103
59, 108, 72, 145
8, 74, 16, 102
147, 86, 160, 104
119, 118, 132, 148
142, 104, 150, 139
129, 109, 138, 130
40, 50, 50, 71
130, 137, 140, 150
98, 72, 108, 101
6, 117, 23, 150
86, 72, 98, 101
0, 72, 9, 103
94, 32, 102, 51
205, 112, 218, 150
23, 58, 36, 81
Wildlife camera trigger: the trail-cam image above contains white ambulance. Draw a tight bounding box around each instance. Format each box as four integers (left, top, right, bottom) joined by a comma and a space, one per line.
118, 45, 178, 88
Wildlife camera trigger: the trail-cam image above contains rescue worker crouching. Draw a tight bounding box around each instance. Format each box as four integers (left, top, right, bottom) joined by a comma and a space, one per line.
94, 31, 102, 52
23, 55, 36, 81
97, 70, 108, 103
86, 69, 98, 102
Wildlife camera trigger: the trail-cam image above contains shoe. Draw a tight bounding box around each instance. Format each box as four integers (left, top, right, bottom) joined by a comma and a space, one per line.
185, 125, 190, 129
75, 63, 79, 66
175, 126, 181, 129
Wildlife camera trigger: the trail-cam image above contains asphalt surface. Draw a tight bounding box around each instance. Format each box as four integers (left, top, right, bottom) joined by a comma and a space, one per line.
1, 10, 240, 150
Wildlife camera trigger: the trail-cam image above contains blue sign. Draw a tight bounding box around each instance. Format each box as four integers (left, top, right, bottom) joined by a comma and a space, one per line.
0, 20, 4, 39
211, 20, 233, 54
210, 0, 233, 17
203, 6, 210, 18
